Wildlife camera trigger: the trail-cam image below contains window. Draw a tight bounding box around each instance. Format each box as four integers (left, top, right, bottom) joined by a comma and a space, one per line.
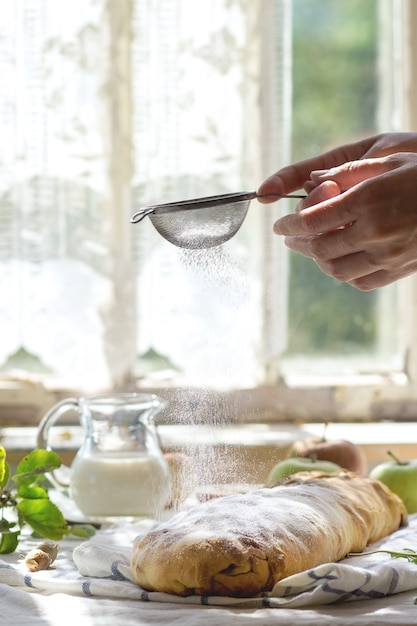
1, 0, 417, 424
285, 0, 401, 376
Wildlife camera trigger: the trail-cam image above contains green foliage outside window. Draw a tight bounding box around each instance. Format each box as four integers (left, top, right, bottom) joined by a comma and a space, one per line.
287, 0, 379, 355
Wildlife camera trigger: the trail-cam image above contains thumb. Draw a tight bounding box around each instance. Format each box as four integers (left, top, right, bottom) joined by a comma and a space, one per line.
296, 179, 341, 212
309, 157, 393, 190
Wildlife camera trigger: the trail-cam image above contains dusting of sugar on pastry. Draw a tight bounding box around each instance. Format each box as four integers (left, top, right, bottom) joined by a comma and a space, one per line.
131, 472, 407, 597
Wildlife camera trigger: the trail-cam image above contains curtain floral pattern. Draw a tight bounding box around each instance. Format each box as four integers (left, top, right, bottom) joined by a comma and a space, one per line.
0, 0, 290, 391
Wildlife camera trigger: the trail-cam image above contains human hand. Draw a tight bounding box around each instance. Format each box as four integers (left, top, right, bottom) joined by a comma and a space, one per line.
271, 151, 417, 290
257, 132, 417, 290
257, 132, 417, 198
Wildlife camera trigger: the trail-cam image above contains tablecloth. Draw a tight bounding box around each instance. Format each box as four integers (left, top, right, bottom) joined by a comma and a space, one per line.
1, 512, 417, 625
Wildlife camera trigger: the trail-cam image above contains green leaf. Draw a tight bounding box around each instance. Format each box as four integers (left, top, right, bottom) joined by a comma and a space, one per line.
17, 498, 69, 540
0, 518, 16, 533
0, 447, 68, 553
0, 446, 5, 479
1, 462, 10, 491
17, 507, 25, 529
17, 483, 49, 499
13, 450, 62, 486
0, 531, 20, 554
0, 446, 7, 488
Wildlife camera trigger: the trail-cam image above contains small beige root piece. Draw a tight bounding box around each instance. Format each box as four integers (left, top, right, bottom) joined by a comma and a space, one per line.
24, 540, 60, 572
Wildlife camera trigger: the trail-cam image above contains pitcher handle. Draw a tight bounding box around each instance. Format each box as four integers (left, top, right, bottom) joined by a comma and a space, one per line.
37, 398, 80, 490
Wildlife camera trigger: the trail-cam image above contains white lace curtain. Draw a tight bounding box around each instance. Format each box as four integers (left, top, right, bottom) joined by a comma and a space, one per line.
0, 0, 290, 391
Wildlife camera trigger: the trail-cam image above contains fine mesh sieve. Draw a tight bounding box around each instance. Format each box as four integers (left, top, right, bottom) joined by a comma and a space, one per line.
130, 190, 305, 249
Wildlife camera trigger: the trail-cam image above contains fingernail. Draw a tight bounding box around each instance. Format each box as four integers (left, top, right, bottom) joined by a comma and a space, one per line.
310, 169, 330, 178
303, 181, 316, 193
273, 220, 282, 235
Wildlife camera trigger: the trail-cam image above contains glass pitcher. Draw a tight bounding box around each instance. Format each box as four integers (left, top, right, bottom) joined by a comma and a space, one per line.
37, 393, 170, 520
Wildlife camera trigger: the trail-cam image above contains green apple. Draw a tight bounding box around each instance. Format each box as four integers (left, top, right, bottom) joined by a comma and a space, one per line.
266, 456, 342, 485
370, 452, 417, 514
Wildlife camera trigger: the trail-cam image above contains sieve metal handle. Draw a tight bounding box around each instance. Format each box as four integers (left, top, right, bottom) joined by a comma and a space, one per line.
130, 190, 306, 224
256, 193, 306, 199
130, 207, 155, 224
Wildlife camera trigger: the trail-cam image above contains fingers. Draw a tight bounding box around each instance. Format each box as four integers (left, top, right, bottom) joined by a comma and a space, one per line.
260, 134, 417, 291
257, 132, 417, 200
303, 180, 317, 194
349, 265, 417, 291
295, 179, 340, 212
348, 271, 388, 291
309, 156, 399, 191
362, 131, 417, 159
314, 249, 377, 284
273, 182, 356, 236
274, 152, 417, 238
292, 245, 403, 291
287, 225, 417, 291
283, 222, 359, 265
256, 135, 378, 199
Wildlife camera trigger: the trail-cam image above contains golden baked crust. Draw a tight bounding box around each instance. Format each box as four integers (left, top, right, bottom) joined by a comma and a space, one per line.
130, 471, 407, 598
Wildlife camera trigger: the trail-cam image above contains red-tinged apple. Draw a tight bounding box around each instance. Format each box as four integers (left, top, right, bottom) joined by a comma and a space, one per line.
266, 456, 342, 485
287, 436, 367, 475
369, 451, 417, 514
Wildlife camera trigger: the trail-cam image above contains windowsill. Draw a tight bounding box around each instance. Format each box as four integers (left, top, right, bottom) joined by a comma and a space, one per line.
2, 373, 417, 426
282, 371, 408, 388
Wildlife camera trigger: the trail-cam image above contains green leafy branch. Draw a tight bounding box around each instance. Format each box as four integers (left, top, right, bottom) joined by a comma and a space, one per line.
349, 547, 417, 604
348, 547, 417, 563
0, 446, 94, 554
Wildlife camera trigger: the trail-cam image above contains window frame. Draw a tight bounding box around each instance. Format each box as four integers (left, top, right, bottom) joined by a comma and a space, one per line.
2, 0, 417, 427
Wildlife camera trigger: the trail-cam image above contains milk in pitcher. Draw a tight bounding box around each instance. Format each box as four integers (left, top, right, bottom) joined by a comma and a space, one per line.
70, 451, 170, 518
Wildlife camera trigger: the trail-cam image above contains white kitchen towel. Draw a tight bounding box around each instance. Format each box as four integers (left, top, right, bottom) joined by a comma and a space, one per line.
1, 515, 417, 608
